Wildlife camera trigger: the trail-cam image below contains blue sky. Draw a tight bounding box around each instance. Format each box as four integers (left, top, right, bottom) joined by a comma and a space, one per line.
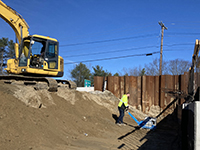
1, 0, 200, 79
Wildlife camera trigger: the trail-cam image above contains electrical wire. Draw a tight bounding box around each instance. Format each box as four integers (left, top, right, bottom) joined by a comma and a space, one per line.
62, 35, 160, 52
59, 21, 157, 40
62, 43, 193, 58
63, 45, 159, 58
59, 23, 157, 42
166, 32, 200, 35
164, 49, 192, 51
164, 43, 193, 47
64, 51, 160, 64
60, 33, 158, 47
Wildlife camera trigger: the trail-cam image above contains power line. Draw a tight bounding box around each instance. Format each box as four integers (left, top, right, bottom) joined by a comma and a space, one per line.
166, 32, 200, 35
164, 49, 192, 51
62, 43, 193, 58
60, 21, 200, 42
60, 33, 158, 47
63, 42, 192, 55
164, 20, 200, 23
64, 51, 160, 64
164, 43, 193, 47
63, 45, 159, 58
58, 23, 157, 42
62, 35, 159, 52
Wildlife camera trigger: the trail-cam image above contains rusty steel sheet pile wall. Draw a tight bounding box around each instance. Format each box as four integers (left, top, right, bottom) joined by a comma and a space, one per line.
94, 74, 192, 115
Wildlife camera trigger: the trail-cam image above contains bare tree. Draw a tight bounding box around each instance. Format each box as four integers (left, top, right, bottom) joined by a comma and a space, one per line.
145, 58, 160, 76
145, 58, 190, 76
119, 65, 145, 76
167, 59, 191, 75
129, 66, 141, 76
118, 58, 191, 77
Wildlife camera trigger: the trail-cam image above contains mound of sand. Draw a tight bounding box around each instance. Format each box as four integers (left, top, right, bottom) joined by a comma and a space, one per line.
0, 81, 180, 150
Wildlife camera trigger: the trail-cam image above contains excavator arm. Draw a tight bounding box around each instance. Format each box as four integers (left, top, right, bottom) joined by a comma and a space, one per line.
0, 0, 29, 43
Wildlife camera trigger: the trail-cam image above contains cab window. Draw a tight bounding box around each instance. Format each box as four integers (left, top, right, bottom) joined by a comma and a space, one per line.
19, 40, 30, 66
31, 41, 44, 55
47, 43, 57, 58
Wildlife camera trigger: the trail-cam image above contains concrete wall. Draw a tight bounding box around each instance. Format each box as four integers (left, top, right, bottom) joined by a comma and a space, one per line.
182, 101, 200, 150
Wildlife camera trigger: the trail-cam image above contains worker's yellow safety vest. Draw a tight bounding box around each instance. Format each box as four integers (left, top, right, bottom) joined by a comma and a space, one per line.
118, 94, 128, 107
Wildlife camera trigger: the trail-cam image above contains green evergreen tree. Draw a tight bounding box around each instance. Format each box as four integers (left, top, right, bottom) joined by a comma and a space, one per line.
70, 62, 91, 87
140, 68, 145, 76
92, 65, 110, 76
0, 38, 8, 74
0, 38, 15, 75
6, 40, 15, 59
91, 65, 111, 85
113, 72, 119, 76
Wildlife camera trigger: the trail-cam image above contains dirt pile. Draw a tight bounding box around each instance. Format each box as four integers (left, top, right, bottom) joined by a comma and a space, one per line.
0, 81, 121, 150
0, 81, 181, 150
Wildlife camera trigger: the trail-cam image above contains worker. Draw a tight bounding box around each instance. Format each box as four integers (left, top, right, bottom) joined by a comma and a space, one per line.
116, 92, 130, 126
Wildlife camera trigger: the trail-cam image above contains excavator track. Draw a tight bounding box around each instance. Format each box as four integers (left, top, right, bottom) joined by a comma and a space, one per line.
0, 75, 77, 92
56, 79, 77, 89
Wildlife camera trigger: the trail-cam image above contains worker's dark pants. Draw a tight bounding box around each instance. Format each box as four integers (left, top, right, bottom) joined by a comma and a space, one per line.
117, 106, 125, 124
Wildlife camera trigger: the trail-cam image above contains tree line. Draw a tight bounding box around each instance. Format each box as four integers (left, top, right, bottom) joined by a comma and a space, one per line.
0, 37, 15, 75
70, 58, 191, 87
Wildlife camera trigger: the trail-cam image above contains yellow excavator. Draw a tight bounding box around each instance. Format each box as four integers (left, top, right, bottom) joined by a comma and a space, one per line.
0, 0, 76, 91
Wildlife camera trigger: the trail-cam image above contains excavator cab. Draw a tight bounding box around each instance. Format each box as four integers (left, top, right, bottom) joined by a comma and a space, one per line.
19, 36, 58, 70
16, 35, 63, 77
4, 35, 64, 77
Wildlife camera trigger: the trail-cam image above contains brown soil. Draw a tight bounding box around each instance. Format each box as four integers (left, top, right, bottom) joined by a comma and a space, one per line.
0, 81, 181, 150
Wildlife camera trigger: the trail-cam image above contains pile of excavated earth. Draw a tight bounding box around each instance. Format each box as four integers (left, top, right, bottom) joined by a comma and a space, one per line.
0, 81, 181, 150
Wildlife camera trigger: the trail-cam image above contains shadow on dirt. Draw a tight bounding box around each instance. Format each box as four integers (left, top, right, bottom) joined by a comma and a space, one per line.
112, 114, 118, 123
138, 112, 181, 150
116, 106, 182, 150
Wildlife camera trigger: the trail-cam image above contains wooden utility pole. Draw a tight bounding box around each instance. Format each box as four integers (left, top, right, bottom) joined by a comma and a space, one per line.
158, 21, 167, 75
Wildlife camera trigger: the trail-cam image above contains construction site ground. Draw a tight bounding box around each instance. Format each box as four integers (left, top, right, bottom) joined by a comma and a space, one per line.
0, 81, 181, 150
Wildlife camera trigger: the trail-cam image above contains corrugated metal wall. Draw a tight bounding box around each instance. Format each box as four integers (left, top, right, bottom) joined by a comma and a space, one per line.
94, 73, 193, 113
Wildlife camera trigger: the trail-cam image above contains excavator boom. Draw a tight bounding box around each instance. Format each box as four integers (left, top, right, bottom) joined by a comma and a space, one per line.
0, 0, 29, 43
